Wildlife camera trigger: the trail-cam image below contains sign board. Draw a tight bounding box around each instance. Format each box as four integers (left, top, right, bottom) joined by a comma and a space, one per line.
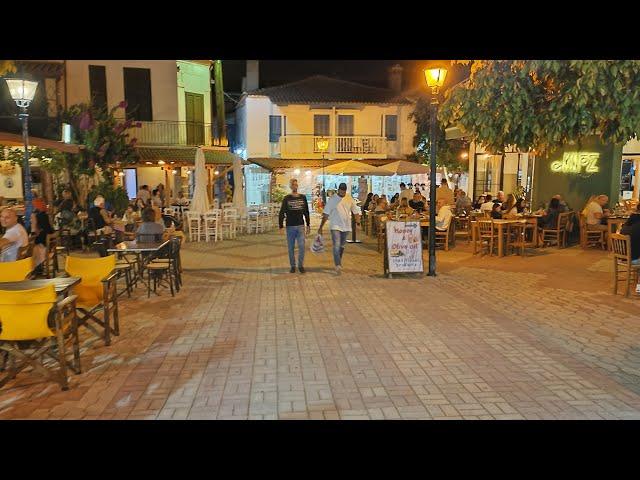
385, 221, 423, 274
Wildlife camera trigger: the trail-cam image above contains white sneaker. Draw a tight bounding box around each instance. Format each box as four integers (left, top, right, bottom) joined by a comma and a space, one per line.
335, 266, 342, 276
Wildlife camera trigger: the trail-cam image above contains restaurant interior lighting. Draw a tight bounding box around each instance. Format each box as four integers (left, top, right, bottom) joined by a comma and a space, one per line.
172, 170, 177, 175
293, 168, 301, 175
305, 170, 312, 176
158, 160, 165, 165
460, 152, 468, 159
145, 161, 152, 164
214, 170, 220, 175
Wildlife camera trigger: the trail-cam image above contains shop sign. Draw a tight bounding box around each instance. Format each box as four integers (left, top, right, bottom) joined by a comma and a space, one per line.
550, 152, 600, 175
385, 221, 423, 274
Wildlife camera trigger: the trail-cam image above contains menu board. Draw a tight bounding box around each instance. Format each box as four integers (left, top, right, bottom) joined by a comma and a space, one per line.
385, 221, 423, 274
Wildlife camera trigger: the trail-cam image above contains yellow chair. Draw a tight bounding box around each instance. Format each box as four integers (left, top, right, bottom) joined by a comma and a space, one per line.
0, 257, 34, 282
0, 285, 80, 390
65, 255, 119, 346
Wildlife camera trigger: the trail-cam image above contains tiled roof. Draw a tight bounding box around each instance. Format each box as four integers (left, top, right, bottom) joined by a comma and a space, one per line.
135, 146, 242, 165
246, 75, 413, 105
248, 157, 405, 171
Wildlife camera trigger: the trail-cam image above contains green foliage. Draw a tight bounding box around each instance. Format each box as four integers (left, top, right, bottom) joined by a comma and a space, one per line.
438, 60, 640, 155
271, 184, 287, 203
94, 182, 129, 216
409, 97, 469, 171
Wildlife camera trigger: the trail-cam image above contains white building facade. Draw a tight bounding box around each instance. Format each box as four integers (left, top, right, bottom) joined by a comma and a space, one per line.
234, 75, 418, 206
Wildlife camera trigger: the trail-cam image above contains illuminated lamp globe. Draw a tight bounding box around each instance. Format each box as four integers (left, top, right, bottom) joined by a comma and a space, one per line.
5, 78, 39, 108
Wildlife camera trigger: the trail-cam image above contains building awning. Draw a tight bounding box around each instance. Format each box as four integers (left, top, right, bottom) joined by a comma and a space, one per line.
0, 131, 82, 153
135, 146, 244, 166
248, 157, 407, 172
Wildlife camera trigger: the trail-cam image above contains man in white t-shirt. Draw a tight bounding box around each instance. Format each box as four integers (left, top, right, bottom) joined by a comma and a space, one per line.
399, 183, 413, 203
0, 209, 29, 262
435, 199, 453, 231
318, 183, 361, 275
584, 195, 609, 231
480, 194, 495, 212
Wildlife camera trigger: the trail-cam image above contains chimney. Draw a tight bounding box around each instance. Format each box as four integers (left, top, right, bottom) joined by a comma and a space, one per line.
388, 64, 403, 93
246, 60, 259, 91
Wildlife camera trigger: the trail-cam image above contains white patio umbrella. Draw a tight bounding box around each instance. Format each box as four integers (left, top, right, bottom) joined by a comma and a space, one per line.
377, 160, 431, 175
190, 147, 210, 213
314, 159, 391, 177
232, 155, 245, 208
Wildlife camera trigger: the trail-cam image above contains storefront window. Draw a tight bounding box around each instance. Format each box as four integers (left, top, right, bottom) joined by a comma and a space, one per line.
245, 164, 271, 205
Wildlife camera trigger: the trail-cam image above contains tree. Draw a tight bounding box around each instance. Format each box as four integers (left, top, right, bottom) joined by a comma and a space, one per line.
438, 60, 640, 155
1, 101, 139, 209
0, 60, 15, 76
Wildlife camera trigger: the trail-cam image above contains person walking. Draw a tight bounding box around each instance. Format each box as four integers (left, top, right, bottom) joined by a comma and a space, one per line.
318, 182, 361, 275
279, 178, 311, 273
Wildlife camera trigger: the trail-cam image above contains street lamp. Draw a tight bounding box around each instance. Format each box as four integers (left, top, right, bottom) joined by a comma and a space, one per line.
423, 66, 447, 277
5, 77, 39, 231
316, 137, 329, 205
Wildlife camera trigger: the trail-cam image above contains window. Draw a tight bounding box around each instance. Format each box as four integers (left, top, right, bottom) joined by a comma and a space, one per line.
314, 115, 330, 136
385, 115, 398, 141
123, 67, 153, 121
88, 65, 107, 111
337, 115, 354, 136
269, 115, 282, 143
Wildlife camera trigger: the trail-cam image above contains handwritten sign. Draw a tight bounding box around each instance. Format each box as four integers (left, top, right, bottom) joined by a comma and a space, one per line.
385, 221, 423, 273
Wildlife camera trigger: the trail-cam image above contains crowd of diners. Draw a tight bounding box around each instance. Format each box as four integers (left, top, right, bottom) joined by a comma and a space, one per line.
0, 182, 189, 272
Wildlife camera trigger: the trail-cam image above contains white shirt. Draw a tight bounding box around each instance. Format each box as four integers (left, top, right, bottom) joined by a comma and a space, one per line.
1, 223, 29, 262
324, 194, 361, 232
138, 189, 151, 203
400, 189, 414, 202
584, 201, 603, 225
480, 201, 494, 212
436, 205, 453, 231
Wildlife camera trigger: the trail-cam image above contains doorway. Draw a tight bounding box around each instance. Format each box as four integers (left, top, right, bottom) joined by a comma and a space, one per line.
185, 92, 205, 145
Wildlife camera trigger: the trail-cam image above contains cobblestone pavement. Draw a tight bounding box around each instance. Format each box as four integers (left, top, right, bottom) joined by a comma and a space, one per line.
2, 217, 640, 420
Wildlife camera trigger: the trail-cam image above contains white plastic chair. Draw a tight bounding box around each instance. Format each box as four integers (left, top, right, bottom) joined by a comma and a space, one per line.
221, 202, 233, 211
221, 208, 238, 239
246, 206, 263, 234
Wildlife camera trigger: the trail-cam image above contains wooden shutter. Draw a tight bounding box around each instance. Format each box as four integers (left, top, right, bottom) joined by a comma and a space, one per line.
123, 67, 153, 121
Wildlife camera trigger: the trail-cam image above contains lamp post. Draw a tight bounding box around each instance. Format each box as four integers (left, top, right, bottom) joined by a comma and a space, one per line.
424, 67, 447, 277
316, 137, 329, 205
4, 78, 39, 231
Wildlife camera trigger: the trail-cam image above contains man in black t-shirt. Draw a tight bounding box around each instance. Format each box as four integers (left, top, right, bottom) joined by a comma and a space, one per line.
279, 178, 311, 273
408, 192, 425, 213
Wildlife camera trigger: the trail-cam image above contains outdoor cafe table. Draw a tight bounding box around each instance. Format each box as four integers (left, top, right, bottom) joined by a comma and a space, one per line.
0, 277, 81, 298
107, 239, 170, 283
471, 217, 540, 257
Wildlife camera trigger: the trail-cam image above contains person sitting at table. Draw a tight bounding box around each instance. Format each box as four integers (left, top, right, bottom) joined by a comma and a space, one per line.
30, 211, 54, 273
494, 191, 506, 205
368, 194, 379, 212
538, 197, 561, 230
435, 198, 454, 231
409, 192, 425, 213
31, 190, 47, 212
455, 190, 472, 214
88, 196, 113, 235
374, 197, 389, 214
389, 193, 400, 208
473, 194, 486, 210
552, 194, 570, 213
516, 198, 528, 214
501, 194, 518, 217
621, 206, 640, 265
582, 194, 609, 233
490, 203, 503, 219
480, 194, 494, 212
0, 208, 28, 262
136, 207, 165, 243
362, 192, 374, 212
396, 198, 414, 217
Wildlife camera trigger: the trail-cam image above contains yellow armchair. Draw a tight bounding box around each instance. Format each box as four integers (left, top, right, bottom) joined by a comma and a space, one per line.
0, 284, 80, 390
0, 257, 34, 282
65, 255, 119, 346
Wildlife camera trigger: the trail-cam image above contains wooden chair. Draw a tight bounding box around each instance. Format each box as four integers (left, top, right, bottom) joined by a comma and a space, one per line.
0, 284, 80, 390
541, 211, 572, 248
185, 211, 202, 242
579, 213, 606, 250
65, 255, 119, 346
203, 210, 222, 242
434, 223, 452, 251
377, 218, 387, 253
508, 221, 537, 257
611, 233, 640, 297
477, 220, 496, 256
454, 216, 471, 242
43, 233, 60, 278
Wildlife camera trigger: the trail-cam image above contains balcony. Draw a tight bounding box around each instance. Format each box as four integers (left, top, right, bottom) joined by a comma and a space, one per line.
275, 135, 402, 159
136, 121, 213, 146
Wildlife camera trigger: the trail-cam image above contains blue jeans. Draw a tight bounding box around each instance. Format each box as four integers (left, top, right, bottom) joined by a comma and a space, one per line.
286, 225, 306, 268
330, 230, 349, 266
